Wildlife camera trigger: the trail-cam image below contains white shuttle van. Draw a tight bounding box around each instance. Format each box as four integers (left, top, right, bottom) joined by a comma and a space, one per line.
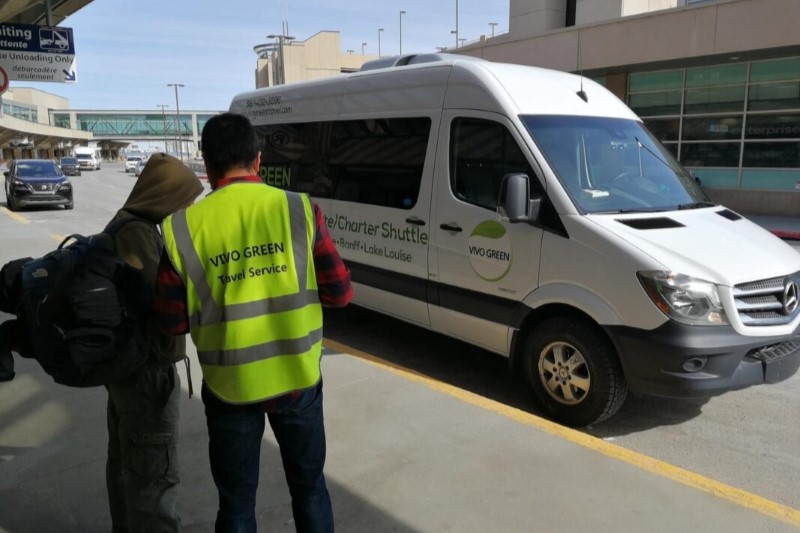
229, 54, 800, 426
74, 146, 101, 170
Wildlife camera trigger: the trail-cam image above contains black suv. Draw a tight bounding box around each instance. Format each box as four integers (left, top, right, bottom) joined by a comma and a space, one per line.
4, 159, 74, 211
59, 156, 82, 176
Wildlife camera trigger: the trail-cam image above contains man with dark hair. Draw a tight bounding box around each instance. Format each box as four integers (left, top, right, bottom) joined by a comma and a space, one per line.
155, 112, 352, 532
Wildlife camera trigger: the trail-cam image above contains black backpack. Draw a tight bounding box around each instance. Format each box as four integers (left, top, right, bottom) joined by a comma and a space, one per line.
0, 218, 155, 387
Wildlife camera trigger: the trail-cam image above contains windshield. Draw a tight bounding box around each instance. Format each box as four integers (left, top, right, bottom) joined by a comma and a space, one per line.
61, 157, 77, 164
76, 154, 92, 160
17, 161, 61, 178
523, 115, 710, 214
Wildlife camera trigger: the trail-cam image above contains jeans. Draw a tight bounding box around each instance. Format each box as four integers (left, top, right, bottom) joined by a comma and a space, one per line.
107, 362, 181, 533
203, 381, 333, 533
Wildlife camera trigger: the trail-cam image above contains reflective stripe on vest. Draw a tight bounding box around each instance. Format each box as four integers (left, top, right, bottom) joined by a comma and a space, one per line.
169, 192, 319, 332
163, 186, 323, 403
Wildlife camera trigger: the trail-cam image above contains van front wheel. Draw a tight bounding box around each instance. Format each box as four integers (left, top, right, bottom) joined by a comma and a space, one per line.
522, 317, 627, 427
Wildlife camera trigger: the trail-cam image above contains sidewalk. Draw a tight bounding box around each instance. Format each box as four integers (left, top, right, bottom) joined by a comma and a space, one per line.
1, 345, 798, 532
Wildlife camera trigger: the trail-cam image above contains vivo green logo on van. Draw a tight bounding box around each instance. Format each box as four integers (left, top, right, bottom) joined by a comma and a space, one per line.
468, 221, 512, 281
259, 165, 291, 188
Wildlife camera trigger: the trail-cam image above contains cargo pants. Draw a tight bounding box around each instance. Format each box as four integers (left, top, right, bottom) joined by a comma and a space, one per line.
106, 361, 181, 533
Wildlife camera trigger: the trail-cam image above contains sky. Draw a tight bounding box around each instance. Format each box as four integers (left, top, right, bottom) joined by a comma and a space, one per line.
12, 0, 509, 111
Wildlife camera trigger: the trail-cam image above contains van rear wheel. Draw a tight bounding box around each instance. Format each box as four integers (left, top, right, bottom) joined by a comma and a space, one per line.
522, 317, 627, 427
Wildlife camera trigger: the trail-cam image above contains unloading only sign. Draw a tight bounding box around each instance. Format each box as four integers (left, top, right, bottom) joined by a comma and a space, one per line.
0, 23, 77, 83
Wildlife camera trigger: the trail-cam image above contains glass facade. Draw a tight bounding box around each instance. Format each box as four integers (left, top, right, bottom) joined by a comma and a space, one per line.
48, 111, 219, 141
53, 112, 71, 128
2, 101, 38, 123
76, 113, 193, 136
629, 57, 800, 191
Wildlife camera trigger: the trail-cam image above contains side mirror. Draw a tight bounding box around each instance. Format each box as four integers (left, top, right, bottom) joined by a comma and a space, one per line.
3, 171, 8, 178
497, 173, 541, 224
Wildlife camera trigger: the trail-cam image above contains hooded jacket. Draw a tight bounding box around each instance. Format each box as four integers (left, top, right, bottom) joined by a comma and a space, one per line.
108, 153, 204, 363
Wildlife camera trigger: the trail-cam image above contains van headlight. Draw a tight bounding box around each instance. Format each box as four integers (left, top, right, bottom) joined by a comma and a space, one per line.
637, 271, 728, 326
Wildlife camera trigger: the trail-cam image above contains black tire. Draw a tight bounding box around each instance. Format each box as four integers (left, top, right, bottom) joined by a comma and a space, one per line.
522, 317, 627, 427
65, 202, 74, 210
6, 192, 16, 212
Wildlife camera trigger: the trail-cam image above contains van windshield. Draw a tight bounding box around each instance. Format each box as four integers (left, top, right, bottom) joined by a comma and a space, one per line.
522, 115, 711, 214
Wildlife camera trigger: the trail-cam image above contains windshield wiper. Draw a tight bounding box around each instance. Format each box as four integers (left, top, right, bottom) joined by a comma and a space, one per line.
675, 202, 716, 210
597, 207, 668, 214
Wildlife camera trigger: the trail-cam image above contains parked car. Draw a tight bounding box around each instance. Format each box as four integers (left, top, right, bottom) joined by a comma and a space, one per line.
125, 155, 142, 173
4, 159, 73, 211
59, 156, 82, 176
134, 158, 147, 177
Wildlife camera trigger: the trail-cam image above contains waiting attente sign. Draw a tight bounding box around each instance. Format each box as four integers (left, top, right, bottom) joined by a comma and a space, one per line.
0, 23, 77, 83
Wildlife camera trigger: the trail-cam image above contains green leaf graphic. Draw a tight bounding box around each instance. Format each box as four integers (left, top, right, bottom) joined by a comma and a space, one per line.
470, 221, 506, 239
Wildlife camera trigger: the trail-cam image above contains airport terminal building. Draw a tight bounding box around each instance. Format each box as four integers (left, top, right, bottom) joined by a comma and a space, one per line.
0, 87, 218, 162
457, 0, 800, 216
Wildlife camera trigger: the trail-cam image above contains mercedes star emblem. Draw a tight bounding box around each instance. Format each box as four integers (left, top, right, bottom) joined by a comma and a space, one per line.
783, 281, 799, 315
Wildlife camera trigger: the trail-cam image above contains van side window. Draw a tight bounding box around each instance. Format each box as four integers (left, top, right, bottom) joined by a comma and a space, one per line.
329, 117, 430, 209
450, 118, 542, 210
256, 117, 431, 210
256, 123, 332, 195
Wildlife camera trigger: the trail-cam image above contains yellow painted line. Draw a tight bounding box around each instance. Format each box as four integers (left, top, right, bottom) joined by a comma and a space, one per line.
323, 338, 800, 528
0, 206, 29, 224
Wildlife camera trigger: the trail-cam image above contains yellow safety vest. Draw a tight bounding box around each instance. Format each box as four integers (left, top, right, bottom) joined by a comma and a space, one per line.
162, 182, 322, 404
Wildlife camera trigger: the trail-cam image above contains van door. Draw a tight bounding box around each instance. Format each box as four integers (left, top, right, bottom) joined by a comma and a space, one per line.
327, 116, 436, 328
429, 112, 545, 354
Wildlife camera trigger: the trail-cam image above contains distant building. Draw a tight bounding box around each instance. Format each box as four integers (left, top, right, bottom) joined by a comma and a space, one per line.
0, 88, 219, 162
0, 88, 92, 162
255, 31, 378, 88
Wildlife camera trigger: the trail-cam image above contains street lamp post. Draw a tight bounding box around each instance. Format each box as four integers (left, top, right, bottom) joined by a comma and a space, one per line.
399, 10, 406, 54
267, 34, 296, 85
489, 22, 498, 37
157, 104, 168, 153
455, 0, 459, 49
362, 42, 367, 55
378, 28, 384, 57
166, 83, 184, 161
451, 30, 458, 48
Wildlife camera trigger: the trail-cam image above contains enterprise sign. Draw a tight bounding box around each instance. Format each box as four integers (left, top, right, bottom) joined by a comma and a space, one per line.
0, 23, 77, 83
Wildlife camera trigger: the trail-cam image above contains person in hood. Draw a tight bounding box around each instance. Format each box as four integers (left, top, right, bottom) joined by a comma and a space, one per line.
105, 153, 204, 533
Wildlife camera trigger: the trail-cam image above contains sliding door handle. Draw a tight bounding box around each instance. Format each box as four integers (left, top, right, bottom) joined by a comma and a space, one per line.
439, 223, 462, 232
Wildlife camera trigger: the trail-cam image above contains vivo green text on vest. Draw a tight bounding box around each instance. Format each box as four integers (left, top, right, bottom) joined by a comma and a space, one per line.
210, 242, 286, 267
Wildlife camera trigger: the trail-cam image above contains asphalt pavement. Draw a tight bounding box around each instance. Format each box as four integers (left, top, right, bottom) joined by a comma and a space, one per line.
1, 335, 799, 532
0, 164, 799, 531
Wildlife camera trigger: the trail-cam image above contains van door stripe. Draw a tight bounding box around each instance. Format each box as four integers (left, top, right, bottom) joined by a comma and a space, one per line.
346, 260, 524, 327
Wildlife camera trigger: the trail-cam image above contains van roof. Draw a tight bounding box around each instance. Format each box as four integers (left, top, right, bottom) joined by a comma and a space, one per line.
231, 55, 637, 123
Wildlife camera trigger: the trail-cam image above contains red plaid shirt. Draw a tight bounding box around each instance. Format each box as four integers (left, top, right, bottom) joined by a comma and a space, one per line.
154, 175, 352, 410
